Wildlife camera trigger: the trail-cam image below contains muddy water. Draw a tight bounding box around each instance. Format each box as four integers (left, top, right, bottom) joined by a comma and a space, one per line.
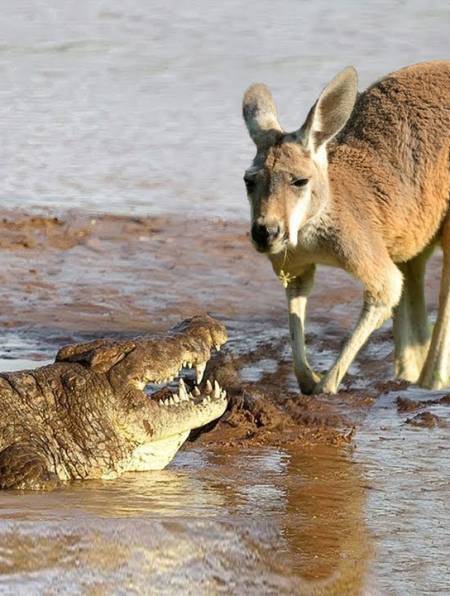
1, 329, 450, 594
357, 388, 450, 595
0, 444, 372, 594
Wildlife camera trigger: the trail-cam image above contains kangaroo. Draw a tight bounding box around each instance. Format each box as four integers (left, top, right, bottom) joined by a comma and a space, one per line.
242, 61, 450, 394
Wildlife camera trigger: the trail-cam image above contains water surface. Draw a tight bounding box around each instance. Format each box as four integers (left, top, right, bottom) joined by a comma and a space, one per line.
0, 0, 449, 218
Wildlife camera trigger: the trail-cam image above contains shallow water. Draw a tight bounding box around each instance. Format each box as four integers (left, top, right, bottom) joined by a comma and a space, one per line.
357, 388, 450, 595
1, 334, 450, 594
0, 426, 371, 595
0, 0, 449, 218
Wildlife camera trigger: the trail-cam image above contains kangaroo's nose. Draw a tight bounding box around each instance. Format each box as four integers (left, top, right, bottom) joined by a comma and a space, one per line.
251, 221, 281, 250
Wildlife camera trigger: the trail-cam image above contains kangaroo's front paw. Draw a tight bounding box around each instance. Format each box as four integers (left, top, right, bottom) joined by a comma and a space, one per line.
296, 368, 322, 395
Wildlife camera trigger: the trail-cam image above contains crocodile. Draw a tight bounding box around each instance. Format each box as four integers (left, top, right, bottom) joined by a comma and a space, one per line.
0, 315, 228, 490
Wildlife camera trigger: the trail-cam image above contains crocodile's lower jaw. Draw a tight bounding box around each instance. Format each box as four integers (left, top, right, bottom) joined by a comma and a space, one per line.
124, 431, 191, 472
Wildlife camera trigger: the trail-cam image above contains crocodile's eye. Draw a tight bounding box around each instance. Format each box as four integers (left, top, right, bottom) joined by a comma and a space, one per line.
291, 178, 309, 188
244, 176, 256, 193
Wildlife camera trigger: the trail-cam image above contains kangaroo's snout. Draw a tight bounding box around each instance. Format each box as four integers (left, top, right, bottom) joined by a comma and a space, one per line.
251, 219, 284, 252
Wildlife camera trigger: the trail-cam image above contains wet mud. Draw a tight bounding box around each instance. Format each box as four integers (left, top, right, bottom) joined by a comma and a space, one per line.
0, 210, 449, 593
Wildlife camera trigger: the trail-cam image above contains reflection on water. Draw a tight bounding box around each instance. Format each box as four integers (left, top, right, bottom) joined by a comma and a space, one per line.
0, 446, 372, 595
2, 332, 450, 592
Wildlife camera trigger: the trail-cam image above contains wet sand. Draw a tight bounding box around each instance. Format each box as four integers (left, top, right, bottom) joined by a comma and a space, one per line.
0, 211, 449, 593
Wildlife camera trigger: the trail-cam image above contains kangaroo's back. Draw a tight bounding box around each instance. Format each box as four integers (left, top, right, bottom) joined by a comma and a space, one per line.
328, 61, 450, 262
340, 60, 450, 164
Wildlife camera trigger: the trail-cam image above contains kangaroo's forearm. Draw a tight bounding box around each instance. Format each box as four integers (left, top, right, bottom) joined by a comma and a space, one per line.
286, 266, 319, 394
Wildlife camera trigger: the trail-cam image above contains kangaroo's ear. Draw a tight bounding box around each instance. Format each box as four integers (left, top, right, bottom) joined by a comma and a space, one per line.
243, 83, 283, 147
298, 66, 358, 155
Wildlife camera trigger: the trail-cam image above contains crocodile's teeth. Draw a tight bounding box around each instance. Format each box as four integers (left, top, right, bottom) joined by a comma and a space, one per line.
192, 386, 201, 397
215, 344, 221, 351
179, 378, 188, 400
221, 390, 227, 399
173, 394, 180, 404
163, 399, 169, 406
205, 380, 212, 395
186, 362, 192, 369
205, 396, 211, 402
195, 362, 207, 384
212, 380, 221, 399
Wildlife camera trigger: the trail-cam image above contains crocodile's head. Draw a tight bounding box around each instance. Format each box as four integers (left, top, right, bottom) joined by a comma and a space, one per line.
56, 315, 228, 471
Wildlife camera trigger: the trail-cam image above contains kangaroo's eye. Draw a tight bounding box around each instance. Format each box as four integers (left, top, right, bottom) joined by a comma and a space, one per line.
292, 178, 309, 188
244, 177, 256, 193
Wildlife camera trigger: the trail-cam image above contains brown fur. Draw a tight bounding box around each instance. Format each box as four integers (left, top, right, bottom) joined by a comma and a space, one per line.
330, 61, 450, 265
243, 61, 450, 393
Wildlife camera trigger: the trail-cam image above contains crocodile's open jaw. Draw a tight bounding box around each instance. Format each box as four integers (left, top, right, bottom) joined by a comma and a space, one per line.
123, 316, 229, 471
147, 354, 226, 409
143, 345, 228, 440
126, 372, 228, 473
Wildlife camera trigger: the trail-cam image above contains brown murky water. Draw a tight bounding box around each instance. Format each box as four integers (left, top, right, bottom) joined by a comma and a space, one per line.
0, 446, 372, 594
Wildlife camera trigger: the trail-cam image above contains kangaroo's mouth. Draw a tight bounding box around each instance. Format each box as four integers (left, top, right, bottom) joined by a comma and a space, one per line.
258, 238, 289, 256
269, 237, 289, 255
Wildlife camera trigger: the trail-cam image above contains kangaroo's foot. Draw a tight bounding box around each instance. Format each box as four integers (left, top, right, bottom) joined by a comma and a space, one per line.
296, 367, 321, 395
312, 371, 340, 395
395, 342, 430, 384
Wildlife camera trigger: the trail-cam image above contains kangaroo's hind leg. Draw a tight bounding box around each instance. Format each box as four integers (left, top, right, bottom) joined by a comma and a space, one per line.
393, 247, 433, 383
419, 219, 450, 389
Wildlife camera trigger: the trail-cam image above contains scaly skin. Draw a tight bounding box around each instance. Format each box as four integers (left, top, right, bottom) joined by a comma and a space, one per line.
0, 315, 228, 490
